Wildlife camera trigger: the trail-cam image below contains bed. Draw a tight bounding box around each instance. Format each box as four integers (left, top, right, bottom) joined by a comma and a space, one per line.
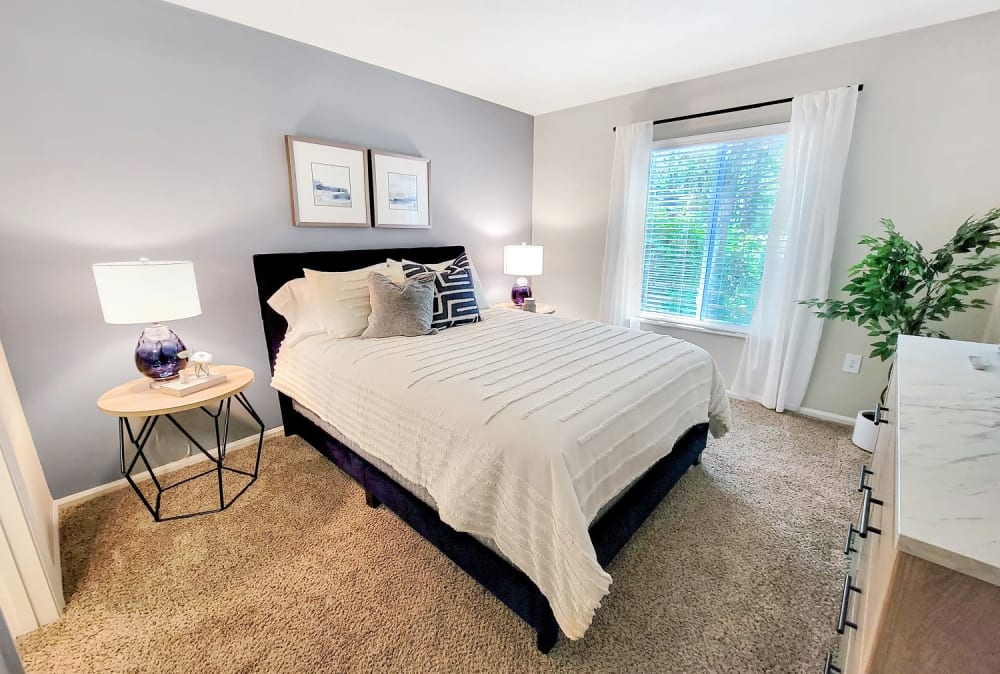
252, 245, 730, 652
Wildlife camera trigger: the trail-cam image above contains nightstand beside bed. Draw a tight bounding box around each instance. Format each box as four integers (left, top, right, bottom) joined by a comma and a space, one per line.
492, 301, 555, 314
96, 364, 264, 521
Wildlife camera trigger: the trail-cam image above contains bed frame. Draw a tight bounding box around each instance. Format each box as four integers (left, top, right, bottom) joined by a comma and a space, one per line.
252, 246, 709, 653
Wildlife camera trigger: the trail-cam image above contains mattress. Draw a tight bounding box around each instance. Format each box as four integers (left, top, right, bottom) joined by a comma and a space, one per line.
271, 307, 731, 639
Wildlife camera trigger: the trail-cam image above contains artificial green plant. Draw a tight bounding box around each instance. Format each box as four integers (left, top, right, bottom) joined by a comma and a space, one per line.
802, 209, 1000, 360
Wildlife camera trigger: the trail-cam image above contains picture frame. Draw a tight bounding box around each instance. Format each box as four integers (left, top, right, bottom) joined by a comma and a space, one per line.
370, 151, 431, 229
285, 135, 370, 227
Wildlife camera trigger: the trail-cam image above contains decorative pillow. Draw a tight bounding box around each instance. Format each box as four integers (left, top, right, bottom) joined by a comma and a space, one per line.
266, 278, 324, 347
304, 262, 403, 339
402, 252, 482, 330
361, 272, 437, 339
388, 252, 490, 314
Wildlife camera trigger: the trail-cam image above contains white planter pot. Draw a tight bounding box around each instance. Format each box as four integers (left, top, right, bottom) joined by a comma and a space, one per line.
851, 410, 877, 452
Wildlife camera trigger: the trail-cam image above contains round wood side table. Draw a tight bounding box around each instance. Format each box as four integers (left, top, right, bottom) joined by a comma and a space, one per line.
97, 365, 264, 521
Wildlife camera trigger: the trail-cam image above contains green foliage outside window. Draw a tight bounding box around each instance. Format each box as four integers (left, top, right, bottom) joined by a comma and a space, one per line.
641, 134, 786, 327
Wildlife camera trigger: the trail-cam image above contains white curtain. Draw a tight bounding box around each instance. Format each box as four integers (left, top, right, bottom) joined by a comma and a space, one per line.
599, 121, 653, 328
732, 87, 859, 412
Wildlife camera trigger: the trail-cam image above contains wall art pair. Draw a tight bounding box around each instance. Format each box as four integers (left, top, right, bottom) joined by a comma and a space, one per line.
285, 135, 430, 229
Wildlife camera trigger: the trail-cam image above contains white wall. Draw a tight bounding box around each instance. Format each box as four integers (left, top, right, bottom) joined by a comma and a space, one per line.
532, 12, 1000, 418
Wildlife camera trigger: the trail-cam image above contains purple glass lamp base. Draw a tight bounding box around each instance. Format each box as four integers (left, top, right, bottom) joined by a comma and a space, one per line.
511, 279, 532, 306
135, 324, 188, 381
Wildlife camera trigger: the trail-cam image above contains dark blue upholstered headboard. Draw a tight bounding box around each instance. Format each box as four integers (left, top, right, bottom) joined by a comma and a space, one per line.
252, 246, 466, 375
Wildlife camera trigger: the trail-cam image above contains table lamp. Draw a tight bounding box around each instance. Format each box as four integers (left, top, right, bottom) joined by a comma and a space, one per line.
503, 243, 543, 306
92, 258, 202, 382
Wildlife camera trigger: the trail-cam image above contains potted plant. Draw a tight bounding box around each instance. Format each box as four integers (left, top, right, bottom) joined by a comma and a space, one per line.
802, 208, 1000, 450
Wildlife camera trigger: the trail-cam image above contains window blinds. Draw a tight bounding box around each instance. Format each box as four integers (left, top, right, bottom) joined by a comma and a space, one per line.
641, 130, 787, 327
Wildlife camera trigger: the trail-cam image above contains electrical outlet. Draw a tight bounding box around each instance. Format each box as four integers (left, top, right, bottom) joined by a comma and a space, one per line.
842, 353, 862, 374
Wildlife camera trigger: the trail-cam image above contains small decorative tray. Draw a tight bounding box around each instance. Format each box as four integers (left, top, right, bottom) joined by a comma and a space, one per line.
157, 373, 228, 397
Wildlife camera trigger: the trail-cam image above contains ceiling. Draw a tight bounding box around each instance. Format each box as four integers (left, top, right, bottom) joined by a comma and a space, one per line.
164, 0, 1000, 115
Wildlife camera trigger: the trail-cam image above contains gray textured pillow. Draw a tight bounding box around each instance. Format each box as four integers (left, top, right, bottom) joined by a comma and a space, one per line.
361, 271, 438, 339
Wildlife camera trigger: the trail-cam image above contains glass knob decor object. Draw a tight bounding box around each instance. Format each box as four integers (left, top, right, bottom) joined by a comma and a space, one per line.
134, 324, 188, 381
191, 351, 213, 377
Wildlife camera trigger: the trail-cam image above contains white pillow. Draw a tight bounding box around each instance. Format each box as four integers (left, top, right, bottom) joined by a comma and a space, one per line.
267, 278, 324, 347
387, 254, 490, 313
304, 262, 403, 339
466, 257, 491, 312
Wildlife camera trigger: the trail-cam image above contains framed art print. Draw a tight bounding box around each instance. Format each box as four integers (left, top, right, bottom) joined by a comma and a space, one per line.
370, 151, 431, 229
285, 135, 370, 227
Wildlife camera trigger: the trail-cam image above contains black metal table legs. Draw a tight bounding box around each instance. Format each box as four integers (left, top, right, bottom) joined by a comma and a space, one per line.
119, 392, 265, 522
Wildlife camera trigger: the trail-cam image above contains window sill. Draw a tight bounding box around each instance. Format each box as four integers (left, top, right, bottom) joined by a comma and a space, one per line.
637, 315, 748, 339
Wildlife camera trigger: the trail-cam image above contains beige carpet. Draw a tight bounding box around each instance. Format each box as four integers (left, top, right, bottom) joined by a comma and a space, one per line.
17, 400, 863, 673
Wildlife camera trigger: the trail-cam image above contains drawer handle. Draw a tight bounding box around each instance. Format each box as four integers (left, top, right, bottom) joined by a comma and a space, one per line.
857, 487, 883, 538
873, 402, 890, 425
843, 522, 858, 555
836, 574, 862, 634
824, 651, 843, 673
857, 465, 873, 492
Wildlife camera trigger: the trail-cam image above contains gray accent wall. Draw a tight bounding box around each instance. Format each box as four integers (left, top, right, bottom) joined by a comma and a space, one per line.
532, 12, 1000, 419
0, 0, 533, 498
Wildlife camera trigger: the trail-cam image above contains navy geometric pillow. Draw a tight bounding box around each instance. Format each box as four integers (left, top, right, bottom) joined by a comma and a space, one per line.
402, 253, 482, 330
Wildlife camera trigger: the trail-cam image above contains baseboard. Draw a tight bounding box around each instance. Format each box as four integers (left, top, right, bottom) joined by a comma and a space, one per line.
792, 407, 854, 426
726, 390, 854, 427
54, 426, 284, 511
49, 501, 65, 612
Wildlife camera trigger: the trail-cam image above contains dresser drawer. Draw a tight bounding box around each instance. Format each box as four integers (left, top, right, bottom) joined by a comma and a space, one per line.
831, 377, 898, 674
836, 487, 890, 672
832, 340, 1000, 673
829, 478, 878, 671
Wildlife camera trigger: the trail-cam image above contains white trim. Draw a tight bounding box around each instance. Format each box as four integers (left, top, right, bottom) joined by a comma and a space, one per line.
50, 500, 59, 582
794, 407, 854, 427
638, 314, 747, 339
726, 391, 854, 426
0, 523, 36, 636
0, 338, 62, 634
54, 427, 284, 511
652, 122, 790, 150
0, 437, 60, 633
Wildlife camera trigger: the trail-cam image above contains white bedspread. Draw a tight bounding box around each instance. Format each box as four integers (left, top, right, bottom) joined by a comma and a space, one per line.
271, 308, 731, 639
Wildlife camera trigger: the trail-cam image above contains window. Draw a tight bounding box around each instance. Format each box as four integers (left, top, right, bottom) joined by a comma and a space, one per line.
641, 124, 787, 332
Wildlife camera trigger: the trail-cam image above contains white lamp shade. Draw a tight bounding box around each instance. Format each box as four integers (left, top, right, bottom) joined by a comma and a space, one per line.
92, 260, 202, 324
503, 244, 543, 277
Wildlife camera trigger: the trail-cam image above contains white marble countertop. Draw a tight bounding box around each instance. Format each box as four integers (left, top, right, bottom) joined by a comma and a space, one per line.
896, 335, 1000, 586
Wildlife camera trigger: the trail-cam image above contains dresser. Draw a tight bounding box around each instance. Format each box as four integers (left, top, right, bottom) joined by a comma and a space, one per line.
828, 335, 1000, 674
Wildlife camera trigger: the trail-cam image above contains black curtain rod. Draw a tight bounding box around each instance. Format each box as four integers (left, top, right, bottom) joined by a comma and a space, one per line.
612, 83, 863, 132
